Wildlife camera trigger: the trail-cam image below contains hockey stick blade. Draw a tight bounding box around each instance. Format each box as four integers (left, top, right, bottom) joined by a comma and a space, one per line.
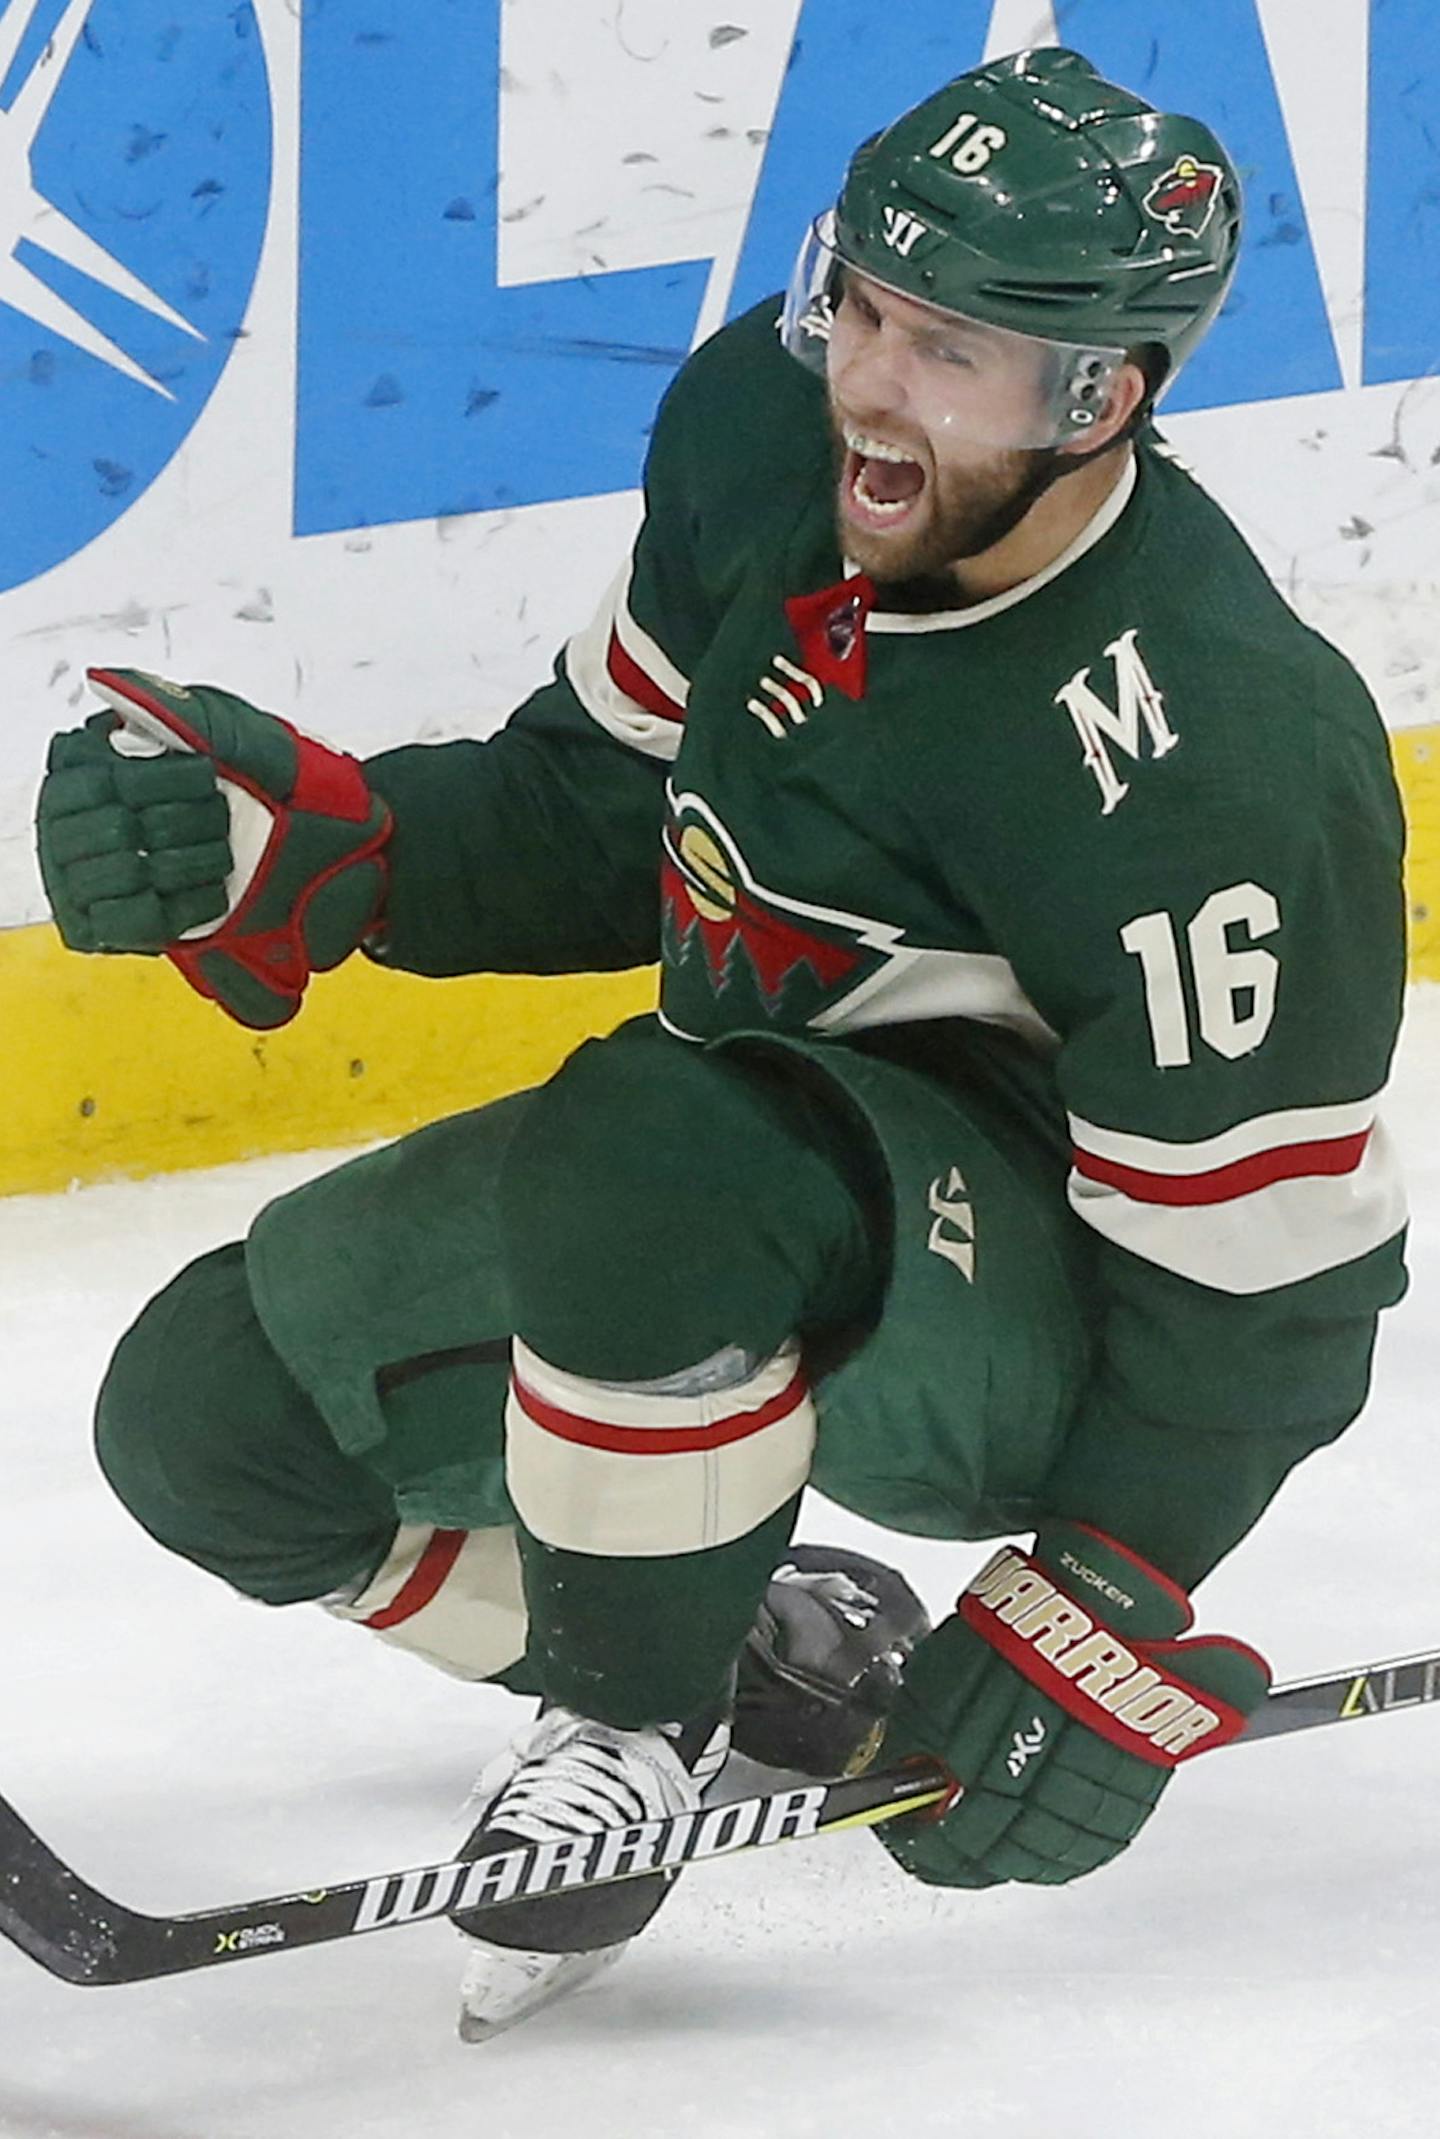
4, 1642, 1436, 1991
0, 1760, 954, 1988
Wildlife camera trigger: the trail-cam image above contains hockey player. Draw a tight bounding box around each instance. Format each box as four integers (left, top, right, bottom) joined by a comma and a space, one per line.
34, 48, 1408, 2038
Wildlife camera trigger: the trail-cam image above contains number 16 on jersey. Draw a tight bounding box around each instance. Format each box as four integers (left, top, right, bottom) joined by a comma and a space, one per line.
1121, 882, 1281, 1068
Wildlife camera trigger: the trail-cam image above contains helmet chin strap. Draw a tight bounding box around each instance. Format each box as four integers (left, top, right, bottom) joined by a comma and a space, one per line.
945, 445, 1067, 561
868, 452, 1067, 606
948, 417, 1139, 562
867, 420, 1140, 605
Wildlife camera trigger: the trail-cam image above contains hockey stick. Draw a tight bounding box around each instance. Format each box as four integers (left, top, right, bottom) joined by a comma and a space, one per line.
1235, 1645, 1440, 1740
2, 1644, 1435, 1990
0, 1759, 952, 1989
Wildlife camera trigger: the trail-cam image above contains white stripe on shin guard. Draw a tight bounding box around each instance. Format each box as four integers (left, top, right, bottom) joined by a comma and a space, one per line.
505, 1339, 816, 1556
325, 1522, 528, 1681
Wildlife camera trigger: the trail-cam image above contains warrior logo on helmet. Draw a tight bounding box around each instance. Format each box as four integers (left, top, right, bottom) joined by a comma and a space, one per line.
1143, 155, 1225, 239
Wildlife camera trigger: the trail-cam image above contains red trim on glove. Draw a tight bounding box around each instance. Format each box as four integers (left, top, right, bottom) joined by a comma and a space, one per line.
286, 726, 378, 822
1059, 1521, 1195, 1627
86, 671, 394, 1026
1146, 1630, 1275, 1685
86, 673, 373, 823
164, 816, 391, 1023
958, 1544, 1260, 1769
88, 669, 214, 762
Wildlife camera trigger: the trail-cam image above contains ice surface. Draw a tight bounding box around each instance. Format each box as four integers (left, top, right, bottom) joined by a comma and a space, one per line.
0, 995, 1437, 2138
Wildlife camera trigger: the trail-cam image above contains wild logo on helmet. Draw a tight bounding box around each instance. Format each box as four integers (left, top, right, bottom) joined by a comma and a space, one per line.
1143, 156, 1227, 239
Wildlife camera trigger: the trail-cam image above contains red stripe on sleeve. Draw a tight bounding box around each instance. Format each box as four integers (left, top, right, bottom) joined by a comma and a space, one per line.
1072, 1128, 1371, 1208
512, 1371, 809, 1457
363, 1529, 466, 1630
606, 630, 686, 725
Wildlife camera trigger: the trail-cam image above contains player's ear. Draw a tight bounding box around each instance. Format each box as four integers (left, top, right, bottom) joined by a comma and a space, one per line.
1061, 359, 1150, 457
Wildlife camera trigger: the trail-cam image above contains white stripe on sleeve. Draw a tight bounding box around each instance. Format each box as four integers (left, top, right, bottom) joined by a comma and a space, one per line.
563, 554, 689, 763
1067, 1102, 1406, 1294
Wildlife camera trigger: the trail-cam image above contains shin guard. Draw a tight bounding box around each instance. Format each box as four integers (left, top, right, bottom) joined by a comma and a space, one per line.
326, 1523, 528, 1681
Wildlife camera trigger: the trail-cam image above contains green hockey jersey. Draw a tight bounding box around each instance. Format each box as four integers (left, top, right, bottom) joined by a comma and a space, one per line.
366, 297, 1409, 1580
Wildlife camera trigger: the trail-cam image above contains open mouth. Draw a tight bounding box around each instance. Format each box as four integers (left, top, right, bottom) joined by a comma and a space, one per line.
842, 429, 927, 532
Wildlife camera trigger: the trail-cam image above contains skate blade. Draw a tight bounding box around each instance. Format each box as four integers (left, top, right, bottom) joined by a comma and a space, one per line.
457, 1942, 626, 2043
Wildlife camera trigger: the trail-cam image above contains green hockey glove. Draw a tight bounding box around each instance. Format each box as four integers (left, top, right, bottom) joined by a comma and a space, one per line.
36, 668, 392, 1029
877, 1521, 1270, 1888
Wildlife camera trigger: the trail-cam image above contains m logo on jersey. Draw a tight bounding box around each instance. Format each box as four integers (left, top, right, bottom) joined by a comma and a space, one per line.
1053, 629, 1178, 815
1143, 156, 1224, 239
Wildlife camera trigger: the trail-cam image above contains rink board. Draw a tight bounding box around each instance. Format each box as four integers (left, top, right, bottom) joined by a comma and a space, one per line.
0, 936, 654, 1197
1, 727, 1435, 1198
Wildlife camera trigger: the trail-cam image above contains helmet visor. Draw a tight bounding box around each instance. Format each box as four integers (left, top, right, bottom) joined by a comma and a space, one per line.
780, 212, 1128, 452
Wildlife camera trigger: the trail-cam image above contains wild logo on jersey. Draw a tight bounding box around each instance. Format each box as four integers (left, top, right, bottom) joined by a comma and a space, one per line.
660, 793, 897, 1038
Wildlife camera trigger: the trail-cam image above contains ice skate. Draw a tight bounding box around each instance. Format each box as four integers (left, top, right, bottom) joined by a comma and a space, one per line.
453, 1702, 729, 2041
451, 1542, 926, 2038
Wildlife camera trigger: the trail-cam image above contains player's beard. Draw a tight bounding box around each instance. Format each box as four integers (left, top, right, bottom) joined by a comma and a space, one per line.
832, 426, 1065, 587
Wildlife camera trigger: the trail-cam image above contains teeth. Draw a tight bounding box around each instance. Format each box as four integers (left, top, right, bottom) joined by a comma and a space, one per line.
845, 430, 919, 465
853, 466, 915, 516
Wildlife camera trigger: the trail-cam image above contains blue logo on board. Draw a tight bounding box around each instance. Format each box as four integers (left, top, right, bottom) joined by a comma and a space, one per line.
296, 0, 1407, 538
0, 0, 270, 592
1, 0, 1435, 580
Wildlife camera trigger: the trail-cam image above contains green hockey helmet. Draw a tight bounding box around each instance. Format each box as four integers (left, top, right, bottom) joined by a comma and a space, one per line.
781, 46, 1242, 444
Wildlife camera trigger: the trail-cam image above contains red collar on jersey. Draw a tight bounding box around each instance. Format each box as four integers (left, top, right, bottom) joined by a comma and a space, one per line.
784, 574, 875, 702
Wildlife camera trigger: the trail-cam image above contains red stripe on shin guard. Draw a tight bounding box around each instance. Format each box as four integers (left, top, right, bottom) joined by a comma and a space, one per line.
511, 1369, 809, 1457
363, 1529, 467, 1630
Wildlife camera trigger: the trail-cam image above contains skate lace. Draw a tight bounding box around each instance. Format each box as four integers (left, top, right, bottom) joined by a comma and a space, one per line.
475, 1711, 698, 1849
